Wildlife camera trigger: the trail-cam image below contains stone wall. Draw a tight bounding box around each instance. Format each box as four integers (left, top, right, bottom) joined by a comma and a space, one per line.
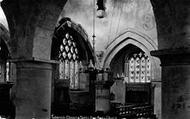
62, 0, 158, 64
61, 1, 161, 118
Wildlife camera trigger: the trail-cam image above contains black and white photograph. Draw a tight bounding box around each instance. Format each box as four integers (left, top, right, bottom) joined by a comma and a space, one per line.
0, 0, 189, 119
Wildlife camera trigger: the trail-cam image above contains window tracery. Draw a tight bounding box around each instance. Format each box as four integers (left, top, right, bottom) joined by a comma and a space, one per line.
58, 33, 80, 89
128, 52, 151, 83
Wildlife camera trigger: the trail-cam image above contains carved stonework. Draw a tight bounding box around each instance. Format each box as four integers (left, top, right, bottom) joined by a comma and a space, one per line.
96, 51, 104, 63
122, 0, 137, 13
141, 13, 155, 31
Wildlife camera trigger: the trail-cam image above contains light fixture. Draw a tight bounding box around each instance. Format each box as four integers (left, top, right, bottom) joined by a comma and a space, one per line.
92, 0, 105, 52
96, 0, 106, 18
92, 0, 96, 52
97, 9, 105, 18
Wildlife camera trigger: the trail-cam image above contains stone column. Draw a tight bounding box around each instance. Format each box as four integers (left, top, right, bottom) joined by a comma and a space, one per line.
151, 49, 190, 119
150, 0, 190, 118
12, 59, 54, 119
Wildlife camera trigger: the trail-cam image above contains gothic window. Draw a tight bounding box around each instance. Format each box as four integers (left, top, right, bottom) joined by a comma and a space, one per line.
128, 52, 151, 83
58, 32, 81, 89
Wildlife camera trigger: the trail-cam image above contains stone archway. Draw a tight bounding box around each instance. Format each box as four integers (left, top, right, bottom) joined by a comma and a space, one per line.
1, 0, 68, 60
51, 17, 97, 115
102, 29, 158, 68
1, 1, 68, 119
1, 0, 190, 118
102, 29, 161, 118
51, 17, 96, 62
102, 29, 160, 83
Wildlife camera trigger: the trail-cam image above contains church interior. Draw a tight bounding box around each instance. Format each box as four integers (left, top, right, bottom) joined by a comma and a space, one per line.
0, 0, 190, 119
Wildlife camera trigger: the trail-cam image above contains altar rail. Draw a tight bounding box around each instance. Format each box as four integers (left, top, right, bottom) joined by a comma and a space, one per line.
114, 104, 156, 119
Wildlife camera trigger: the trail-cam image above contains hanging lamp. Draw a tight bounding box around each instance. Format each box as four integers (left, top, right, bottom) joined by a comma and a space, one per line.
96, 0, 106, 18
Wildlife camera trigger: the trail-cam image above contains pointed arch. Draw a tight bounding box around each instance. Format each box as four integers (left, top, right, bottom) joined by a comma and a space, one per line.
51, 17, 96, 89
102, 28, 158, 68
51, 17, 96, 62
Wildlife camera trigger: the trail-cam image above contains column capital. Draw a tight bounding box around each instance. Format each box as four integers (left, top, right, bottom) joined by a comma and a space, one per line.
9, 57, 59, 64
151, 48, 190, 66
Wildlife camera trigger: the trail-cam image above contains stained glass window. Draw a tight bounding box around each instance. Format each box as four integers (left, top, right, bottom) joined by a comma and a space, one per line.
58, 33, 80, 89
128, 52, 151, 83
